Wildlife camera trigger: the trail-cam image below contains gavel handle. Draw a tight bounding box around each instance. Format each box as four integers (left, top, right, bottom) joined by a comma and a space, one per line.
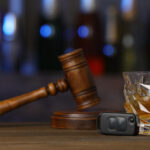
0, 79, 68, 115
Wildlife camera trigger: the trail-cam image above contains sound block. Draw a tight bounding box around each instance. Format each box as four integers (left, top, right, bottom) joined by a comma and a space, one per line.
51, 111, 99, 130
51, 109, 122, 130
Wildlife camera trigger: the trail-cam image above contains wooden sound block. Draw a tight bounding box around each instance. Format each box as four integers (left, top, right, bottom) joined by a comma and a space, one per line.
51, 110, 123, 130
51, 111, 99, 130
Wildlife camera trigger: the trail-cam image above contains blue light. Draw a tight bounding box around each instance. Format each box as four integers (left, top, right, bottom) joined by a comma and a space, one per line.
77, 25, 90, 38
3, 13, 16, 36
103, 44, 115, 57
20, 62, 37, 76
64, 47, 74, 54
43, 0, 54, 8
121, 0, 133, 13
80, 0, 96, 13
9, 0, 23, 16
40, 24, 52, 38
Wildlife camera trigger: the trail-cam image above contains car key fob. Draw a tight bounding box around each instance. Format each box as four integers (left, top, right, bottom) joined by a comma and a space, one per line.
97, 113, 139, 135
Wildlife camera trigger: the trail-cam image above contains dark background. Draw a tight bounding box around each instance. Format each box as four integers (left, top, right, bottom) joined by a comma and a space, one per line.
0, 0, 149, 121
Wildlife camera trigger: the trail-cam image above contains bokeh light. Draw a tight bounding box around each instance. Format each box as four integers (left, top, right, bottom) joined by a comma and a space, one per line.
77, 25, 90, 38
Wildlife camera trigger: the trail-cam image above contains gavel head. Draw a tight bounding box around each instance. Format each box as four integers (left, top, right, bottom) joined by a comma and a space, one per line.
58, 48, 100, 110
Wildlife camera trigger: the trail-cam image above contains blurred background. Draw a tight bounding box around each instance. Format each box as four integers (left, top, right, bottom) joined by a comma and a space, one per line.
0, 0, 149, 122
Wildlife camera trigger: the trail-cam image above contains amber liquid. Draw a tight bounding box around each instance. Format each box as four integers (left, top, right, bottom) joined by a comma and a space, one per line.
124, 89, 150, 122
123, 72, 150, 135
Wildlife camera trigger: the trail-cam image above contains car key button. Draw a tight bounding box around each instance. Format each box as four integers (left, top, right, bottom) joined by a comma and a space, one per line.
108, 117, 117, 130
117, 117, 127, 131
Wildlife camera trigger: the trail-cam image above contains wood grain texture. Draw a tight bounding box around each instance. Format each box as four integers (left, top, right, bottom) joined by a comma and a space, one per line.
0, 48, 100, 115
0, 123, 149, 150
59, 48, 100, 110
51, 110, 121, 130
0, 87, 48, 115
51, 111, 99, 130
0, 79, 68, 115
0, 74, 124, 122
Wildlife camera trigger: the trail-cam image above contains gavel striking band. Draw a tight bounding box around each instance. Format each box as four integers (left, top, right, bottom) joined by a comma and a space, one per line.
0, 48, 100, 115
58, 48, 100, 110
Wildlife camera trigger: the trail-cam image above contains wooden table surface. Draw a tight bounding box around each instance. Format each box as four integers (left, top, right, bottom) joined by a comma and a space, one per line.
0, 123, 149, 150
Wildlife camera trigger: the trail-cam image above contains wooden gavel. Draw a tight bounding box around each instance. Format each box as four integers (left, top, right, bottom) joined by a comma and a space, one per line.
0, 49, 100, 115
